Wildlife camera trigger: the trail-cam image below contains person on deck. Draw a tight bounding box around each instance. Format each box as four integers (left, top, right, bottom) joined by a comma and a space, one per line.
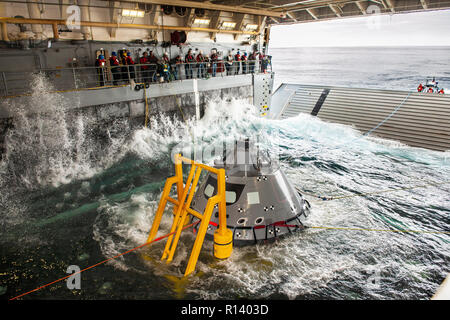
417, 83, 424, 92
210, 50, 218, 77
147, 51, 158, 82
185, 49, 195, 79
125, 52, 135, 80
225, 52, 233, 76
109, 52, 120, 85
249, 51, 257, 74
234, 51, 241, 75
139, 51, 150, 83
95, 54, 106, 86
161, 53, 171, 82
241, 52, 248, 74
196, 51, 206, 78
173, 55, 183, 80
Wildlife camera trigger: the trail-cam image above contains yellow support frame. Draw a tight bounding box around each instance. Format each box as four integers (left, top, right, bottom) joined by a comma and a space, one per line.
146, 153, 230, 277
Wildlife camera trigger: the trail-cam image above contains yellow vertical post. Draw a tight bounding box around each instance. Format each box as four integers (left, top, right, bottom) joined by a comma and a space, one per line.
213, 168, 233, 259
1, 22, 9, 42
174, 154, 184, 204
217, 169, 227, 234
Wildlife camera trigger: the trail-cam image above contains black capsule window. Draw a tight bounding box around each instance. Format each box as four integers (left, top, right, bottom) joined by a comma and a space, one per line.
203, 175, 244, 206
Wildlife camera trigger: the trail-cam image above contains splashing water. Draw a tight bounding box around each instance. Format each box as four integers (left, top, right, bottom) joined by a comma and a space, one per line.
0, 74, 449, 300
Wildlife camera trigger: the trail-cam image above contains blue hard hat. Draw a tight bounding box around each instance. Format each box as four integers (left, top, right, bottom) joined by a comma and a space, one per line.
112, 51, 117, 56
99, 54, 104, 59
244, 52, 247, 56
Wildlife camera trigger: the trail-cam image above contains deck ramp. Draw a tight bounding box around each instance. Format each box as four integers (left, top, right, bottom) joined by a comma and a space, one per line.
271, 84, 450, 152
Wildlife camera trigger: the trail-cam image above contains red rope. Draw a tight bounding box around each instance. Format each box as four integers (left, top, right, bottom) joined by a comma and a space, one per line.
9, 221, 200, 301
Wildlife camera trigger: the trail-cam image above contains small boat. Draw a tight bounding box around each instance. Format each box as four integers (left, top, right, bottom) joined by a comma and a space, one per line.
417, 77, 445, 94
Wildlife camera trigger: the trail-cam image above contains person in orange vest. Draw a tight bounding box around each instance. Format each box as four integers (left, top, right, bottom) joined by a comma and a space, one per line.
147, 51, 158, 82
160, 52, 171, 82
139, 51, 150, 83
234, 51, 241, 75
249, 51, 257, 74
162, 52, 170, 64
225, 52, 233, 76
174, 55, 183, 80
417, 83, 424, 92
210, 50, 218, 77
125, 52, 135, 80
185, 49, 195, 79
95, 54, 106, 86
196, 50, 205, 78
241, 52, 248, 74
109, 52, 120, 85
438, 88, 445, 94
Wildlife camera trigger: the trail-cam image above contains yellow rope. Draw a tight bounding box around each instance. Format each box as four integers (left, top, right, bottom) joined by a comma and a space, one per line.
143, 84, 150, 128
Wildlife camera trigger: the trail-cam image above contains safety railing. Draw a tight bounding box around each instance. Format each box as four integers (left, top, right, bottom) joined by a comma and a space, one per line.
0, 59, 273, 98
147, 153, 232, 277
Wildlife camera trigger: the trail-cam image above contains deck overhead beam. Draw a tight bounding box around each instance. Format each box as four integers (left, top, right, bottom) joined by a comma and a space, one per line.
209, 10, 221, 40
384, 0, 395, 12
0, 17, 259, 35
233, 13, 246, 40
272, 0, 350, 12
109, 1, 120, 38
183, 7, 195, 37
420, 0, 429, 9
329, 4, 343, 17
306, 8, 318, 20
355, 1, 367, 15
114, 0, 285, 17
286, 12, 297, 21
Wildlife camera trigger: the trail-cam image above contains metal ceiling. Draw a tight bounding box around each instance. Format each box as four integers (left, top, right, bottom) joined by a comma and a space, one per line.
125, 0, 450, 24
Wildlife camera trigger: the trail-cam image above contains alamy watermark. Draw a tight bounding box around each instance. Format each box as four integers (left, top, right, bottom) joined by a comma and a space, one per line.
366, 5, 382, 30
66, 5, 81, 31
366, 267, 381, 291
66, 265, 81, 290
169, 130, 282, 171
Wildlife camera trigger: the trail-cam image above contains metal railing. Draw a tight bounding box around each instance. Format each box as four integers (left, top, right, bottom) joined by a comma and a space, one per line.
0, 59, 273, 97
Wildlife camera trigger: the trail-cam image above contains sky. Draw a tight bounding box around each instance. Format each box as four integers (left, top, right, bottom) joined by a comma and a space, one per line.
270, 9, 450, 47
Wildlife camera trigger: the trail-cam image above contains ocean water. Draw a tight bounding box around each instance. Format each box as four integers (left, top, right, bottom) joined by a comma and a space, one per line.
269, 46, 450, 92
1, 47, 449, 300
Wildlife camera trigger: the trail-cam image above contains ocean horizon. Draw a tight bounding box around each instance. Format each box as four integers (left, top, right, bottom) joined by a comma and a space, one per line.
269, 46, 450, 91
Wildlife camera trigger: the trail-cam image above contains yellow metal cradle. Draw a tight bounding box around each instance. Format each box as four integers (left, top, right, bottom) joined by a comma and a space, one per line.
146, 153, 232, 277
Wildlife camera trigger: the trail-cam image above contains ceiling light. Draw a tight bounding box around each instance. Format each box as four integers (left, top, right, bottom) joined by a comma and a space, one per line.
122, 9, 145, 18
193, 18, 211, 25
221, 21, 236, 28
245, 24, 258, 31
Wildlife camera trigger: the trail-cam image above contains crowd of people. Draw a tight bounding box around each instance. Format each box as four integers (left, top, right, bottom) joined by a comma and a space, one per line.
94, 48, 271, 86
